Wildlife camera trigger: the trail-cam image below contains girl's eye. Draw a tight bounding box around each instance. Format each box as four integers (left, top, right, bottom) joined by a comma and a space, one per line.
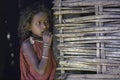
44, 21, 49, 24
45, 21, 48, 23
37, 21, 41, 25
36, 21, 48, 25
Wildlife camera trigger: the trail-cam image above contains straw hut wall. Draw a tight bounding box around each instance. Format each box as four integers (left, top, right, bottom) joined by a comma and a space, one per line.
52, 0, 120, 80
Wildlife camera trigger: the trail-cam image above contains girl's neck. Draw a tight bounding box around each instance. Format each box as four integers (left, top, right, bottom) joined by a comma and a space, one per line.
31, 33, 43, 41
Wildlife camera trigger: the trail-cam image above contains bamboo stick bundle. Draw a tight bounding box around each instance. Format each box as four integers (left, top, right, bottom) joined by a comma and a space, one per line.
53, 0, 120, 79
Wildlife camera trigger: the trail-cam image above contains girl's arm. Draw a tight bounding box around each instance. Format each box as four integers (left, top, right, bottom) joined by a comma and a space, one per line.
22, 31, 52, 75
22, 40, 49, 75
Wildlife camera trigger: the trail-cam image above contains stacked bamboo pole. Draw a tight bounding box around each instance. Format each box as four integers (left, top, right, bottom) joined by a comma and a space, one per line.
53, 0, 120, 80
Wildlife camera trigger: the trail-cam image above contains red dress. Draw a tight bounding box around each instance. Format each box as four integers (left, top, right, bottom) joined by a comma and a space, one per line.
20, 39, 56, 80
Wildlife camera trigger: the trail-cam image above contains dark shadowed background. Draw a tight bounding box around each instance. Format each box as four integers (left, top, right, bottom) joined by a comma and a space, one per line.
0, 0, 53, 80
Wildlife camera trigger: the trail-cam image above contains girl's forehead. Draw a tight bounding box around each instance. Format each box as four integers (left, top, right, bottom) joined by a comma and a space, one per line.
32, 12, 48, 21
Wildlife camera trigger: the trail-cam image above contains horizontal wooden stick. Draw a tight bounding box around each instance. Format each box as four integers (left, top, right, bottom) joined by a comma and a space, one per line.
59, 30, 120, 35
61, 1, 120, 6
54, 10, 94, 15
66, 74, 120, 79
56, 31, 120, 37
58, 43, 96, 47
55, 23, 120, 27
58, 51, 120, 57
105, 44, 120, 48
59, 58, 120, 64
55, 23, 91, 27
64, 19, 120, 23
104, 8, 120, 12
57, 36, 120, 41
59, 52, 96, 56
58, 46, 120, 52
52, 6, 94, 10
57, 26, 120, 31
106, 54, 120, 58
107, 57, 120, 61
58, 56, 95, 58
56, 67, 96, 71
63, 15, 120, 23
56, 24, 120, 29
59, 48, 95, 52
58, 43, 120, 47
66, 79, 120, 80
58, 40, 120, 44
64, 40, 120, 44
101, 11, 120, 15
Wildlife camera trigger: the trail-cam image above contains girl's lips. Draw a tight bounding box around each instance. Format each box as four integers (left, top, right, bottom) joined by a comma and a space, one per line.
41, 32, 43, 35
41, 31, 45, 35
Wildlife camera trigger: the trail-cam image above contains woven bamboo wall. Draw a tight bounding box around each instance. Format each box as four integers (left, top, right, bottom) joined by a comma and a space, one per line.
52, 0, 120, 80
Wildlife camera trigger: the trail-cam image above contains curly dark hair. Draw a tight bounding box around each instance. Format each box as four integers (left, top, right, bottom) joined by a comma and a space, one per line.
18, 2, 51, 42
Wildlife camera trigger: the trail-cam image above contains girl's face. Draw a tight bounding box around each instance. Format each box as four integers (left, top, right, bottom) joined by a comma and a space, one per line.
29, 12, 49, 37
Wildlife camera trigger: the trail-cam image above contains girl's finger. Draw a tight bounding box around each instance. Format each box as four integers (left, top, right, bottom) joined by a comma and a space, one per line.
48, 32, 51, 37
47, 31, 49, 36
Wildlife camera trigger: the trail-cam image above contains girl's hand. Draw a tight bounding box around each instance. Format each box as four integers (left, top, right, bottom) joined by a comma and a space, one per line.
43, 31, 52, 47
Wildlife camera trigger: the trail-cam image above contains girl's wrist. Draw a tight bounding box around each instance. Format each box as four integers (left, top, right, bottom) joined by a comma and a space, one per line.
42, 56, 48, 59
43, 46, 50, 56
43, 43, 50, 48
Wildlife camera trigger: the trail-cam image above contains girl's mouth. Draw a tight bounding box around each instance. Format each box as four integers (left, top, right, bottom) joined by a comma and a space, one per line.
41, 32, 43, 35
41, 31, 45, 35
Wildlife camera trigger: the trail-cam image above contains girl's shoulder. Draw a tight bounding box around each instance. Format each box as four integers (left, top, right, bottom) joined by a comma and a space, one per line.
21, 38, 34, 55
21, 38, 31, 51
22, 38, 30, 47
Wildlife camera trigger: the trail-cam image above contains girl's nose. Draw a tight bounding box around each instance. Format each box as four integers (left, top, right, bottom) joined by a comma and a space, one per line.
41, 23, 46, 29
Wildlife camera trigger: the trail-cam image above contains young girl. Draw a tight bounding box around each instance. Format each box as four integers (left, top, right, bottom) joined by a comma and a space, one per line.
18, 2, 56, 80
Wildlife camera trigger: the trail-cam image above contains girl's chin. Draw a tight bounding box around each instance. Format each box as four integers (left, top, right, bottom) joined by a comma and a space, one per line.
37, 34, 43, 37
